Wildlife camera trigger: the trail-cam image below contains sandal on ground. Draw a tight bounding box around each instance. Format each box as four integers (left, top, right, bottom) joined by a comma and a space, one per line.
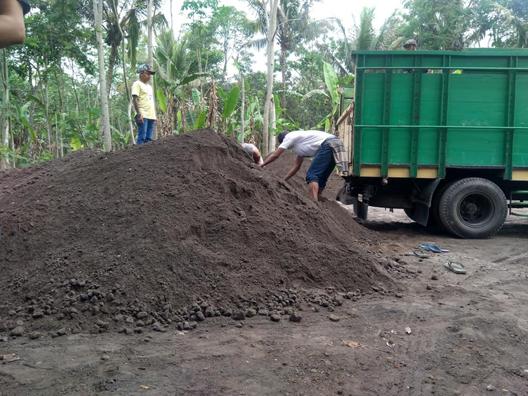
444, 261, 467, 275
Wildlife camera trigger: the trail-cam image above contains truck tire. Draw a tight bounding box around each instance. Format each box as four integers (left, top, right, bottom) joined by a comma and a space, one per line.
438, 178, 507, 238
354, 201, 369, 220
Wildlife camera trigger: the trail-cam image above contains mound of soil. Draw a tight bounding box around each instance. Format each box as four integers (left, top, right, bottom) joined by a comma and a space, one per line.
0, 130, 391, 337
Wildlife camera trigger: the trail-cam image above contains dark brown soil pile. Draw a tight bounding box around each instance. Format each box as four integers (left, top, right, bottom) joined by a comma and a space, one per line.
0, 130, 392, 338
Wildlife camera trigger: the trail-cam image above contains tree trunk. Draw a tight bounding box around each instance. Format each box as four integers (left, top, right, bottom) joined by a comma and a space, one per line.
170, 0, 174, 31
222, 41, 228, 81
207, 81, 218, 131
35, 60, 53, 153
55, 113, 60, 158
262, 0, 279, 156
181, 102, 186, 133
1, 50, 10, 169
128, 101, 135, 143
117, 17, 134, 145
269, 96, 276, 151
106, 43, 119, 96
60, 113, 65, 157
280, 46, 287, 112
44, 77, 52, 153
147, 0, 154, 66
147, 0, 156, 139
240, 74, 245, 143
70, 60, 81, 114
94, 0, 112, 152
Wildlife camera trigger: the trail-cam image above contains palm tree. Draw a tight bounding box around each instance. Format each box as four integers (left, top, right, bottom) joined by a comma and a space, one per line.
247, 0, 320, 110
324, 8, 403, 76
103, 0, 165, 94
154, 31, 208, 135
276, 0, 320, 109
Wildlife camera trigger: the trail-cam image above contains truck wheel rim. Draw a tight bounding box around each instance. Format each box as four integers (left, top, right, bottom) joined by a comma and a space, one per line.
459, 194, 493, 225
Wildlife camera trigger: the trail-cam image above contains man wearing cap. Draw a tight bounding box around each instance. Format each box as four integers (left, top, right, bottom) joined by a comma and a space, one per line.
261, 130, 348, 201
403, 39, 417, 51
132, 64, 157, 144
0, 0, 30, 48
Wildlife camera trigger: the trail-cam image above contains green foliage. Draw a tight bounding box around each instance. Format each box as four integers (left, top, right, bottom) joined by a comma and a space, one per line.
194, 110, 207, 130
355, 8, 376, 50
222, 85, 240, 120
468, 0, 528, 48
156, 87, 168, 113
181, 0, 219, 20
323, 62, 339, 111
400, 0, 469, 49
3, 0, 528, 169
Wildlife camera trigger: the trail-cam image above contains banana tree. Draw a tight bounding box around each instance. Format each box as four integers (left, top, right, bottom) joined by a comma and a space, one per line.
302, 61, 341, 131
218, 85, 240, 135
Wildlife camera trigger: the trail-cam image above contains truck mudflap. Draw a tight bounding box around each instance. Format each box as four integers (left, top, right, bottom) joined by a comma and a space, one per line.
406, 179, 443, 226
337, 178, 442, 226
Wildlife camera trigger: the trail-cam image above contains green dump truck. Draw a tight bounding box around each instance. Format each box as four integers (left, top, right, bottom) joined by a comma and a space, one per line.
336, 49, 528, 238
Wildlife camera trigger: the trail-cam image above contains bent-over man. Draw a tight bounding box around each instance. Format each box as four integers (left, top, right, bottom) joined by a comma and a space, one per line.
241, 142, 263, 165
261, 130, 348, 201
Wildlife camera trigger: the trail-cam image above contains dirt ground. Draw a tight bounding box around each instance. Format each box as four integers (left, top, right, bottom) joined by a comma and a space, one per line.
2, 206, 528, 396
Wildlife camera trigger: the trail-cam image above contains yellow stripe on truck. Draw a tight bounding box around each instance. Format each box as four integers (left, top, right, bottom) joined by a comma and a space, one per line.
512, 170, 528, 181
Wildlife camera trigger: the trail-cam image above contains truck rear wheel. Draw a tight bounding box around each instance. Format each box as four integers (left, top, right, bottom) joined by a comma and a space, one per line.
438, 178, 507, 238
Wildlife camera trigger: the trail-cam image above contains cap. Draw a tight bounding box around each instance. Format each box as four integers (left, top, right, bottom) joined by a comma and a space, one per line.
403, 39, 417, 48
137, 64, 156, 75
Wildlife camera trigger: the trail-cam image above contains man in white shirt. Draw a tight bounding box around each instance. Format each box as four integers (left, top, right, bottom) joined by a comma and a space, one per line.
241, 142, 263, 165
261, 130, 348, 201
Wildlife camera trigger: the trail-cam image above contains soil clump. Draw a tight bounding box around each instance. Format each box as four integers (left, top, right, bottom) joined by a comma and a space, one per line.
0, 130, 391, 337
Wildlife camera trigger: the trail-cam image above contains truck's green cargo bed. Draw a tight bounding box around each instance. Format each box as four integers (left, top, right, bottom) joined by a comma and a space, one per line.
340, 49, 528, 181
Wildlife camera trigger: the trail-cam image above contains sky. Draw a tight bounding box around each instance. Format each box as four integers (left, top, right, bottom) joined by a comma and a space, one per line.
159, 0, 405, 73
161, 0, 404, 31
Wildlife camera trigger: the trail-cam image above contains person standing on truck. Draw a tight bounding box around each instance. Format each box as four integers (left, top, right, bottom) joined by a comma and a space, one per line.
0, 0, 30, 48
241, 142, 263, 165
132, 64, 157, 145
261, 130, 348, 201
403, 39, 417, 51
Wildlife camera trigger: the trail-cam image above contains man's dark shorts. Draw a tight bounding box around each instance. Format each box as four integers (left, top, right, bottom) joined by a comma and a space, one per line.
305, 138, 337, 190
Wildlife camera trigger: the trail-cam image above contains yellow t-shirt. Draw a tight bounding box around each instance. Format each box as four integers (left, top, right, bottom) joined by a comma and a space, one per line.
132, 80, 157, 120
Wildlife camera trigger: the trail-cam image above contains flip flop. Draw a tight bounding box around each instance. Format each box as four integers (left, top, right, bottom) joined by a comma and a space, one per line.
411, 250, 430, 259
418, 243, 449, 254
444, 261, 466, 275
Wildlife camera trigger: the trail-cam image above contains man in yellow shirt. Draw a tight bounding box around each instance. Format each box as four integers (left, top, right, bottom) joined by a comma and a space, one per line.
132, 64, 157, 144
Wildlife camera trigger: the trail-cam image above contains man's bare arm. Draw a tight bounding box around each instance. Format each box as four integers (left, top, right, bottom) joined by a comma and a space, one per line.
261, 148, 285, 167
0, 0, 25, 48
253, 149, 263, 165
285, 156, 304, 181
132, 96, 143, 122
